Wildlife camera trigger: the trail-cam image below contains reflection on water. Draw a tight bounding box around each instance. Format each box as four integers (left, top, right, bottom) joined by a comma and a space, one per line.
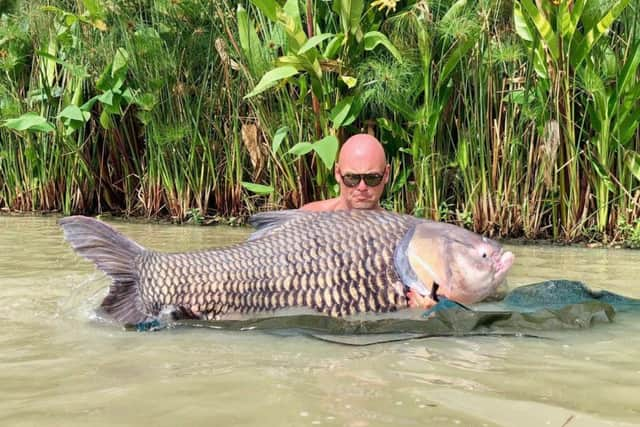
1, 216, 639, 426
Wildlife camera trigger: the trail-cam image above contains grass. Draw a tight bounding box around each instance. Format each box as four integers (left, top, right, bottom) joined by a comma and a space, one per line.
1, 0, 640, 246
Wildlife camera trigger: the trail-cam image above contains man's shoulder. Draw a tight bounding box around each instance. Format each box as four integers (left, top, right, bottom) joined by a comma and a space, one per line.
299, 198, 342, 212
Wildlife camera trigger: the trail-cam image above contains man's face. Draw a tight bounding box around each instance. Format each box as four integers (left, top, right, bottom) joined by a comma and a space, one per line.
336, 162, 390, 209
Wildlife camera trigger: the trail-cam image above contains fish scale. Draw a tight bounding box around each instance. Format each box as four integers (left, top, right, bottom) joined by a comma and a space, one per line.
132, 211, 413, 320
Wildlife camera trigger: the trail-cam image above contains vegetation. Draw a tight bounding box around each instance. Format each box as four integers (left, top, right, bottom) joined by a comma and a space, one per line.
1, 0, 640, 245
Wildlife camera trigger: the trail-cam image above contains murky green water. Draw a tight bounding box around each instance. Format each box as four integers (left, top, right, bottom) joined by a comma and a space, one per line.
1, 216, 639, 426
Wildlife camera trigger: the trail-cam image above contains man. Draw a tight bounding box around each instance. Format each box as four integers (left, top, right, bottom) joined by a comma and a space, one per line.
301, 133, 390, 211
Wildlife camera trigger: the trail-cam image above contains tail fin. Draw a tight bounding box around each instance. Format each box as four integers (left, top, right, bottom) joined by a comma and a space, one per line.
59, 216, 150, 325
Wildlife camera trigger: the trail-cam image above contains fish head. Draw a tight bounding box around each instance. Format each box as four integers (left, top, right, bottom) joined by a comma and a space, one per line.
405, 222, 514, 305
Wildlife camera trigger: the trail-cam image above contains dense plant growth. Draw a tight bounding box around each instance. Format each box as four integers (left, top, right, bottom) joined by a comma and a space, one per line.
1, 0, 640, 244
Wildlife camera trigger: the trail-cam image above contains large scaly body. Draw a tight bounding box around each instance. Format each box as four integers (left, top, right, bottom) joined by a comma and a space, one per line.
60, 210, 515, 326
138, 211, 414, 319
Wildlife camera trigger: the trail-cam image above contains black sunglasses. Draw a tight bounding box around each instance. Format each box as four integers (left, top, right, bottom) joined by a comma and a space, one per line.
341, 173, 384, 188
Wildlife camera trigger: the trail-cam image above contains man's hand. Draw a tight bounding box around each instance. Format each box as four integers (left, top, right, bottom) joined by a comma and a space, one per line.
406, 289, 437, 309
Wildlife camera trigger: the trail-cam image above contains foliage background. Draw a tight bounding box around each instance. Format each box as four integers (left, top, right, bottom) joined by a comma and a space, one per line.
2, 0, 640, 245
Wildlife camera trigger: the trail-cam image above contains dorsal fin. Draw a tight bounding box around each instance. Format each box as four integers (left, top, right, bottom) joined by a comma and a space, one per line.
247, 209, 308, 240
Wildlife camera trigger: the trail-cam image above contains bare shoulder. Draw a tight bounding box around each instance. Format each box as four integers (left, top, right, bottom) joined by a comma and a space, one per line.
300, 198, 342, 212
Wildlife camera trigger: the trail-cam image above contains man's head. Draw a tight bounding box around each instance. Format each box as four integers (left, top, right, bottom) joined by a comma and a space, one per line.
335, 134, 390, 210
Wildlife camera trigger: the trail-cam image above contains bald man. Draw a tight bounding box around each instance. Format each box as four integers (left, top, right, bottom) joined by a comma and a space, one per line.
301, 134, 390, 211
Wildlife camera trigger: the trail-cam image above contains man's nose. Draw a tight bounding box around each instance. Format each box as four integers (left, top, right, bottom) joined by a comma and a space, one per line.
357, 179, 368, 191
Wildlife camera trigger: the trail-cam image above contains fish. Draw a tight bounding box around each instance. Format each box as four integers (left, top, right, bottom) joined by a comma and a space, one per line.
59, 210, 514, 325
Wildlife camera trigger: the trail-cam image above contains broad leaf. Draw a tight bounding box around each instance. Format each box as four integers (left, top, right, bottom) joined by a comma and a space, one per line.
288, 142, 314, 156
363, 31, 402, 61
312, 135, 339, 170
437, 30, 478, 88
250, 0, 278, 21
333, 0, 364, 36
112, 48, 129, 78
570, 0, 630, 68
324, 33, 345, 59
298, 33, 334, 55
245, 65, 298, 98
589, 150, 616, 193
58, 105, 90, 122
624, 149, 640, 181
241, 182, 274, 195
513, 1, 534, 42
329, 97, 353, 128
272, 126, 289, 154
518, 0, 560, 61
237, 5, 268, 75
340, 75, 357, 88
3, 113, 55, 132
98, 90, 114, 106
80, 0, 104, 17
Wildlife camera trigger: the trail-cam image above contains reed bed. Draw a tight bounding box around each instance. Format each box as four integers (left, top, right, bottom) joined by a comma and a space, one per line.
1, 0, 640, 245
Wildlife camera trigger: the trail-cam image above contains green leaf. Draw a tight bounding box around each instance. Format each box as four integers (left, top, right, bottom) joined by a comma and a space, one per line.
329, 97, 353, 128
324, 33, 345, 59
3, 113, 55, 132
237, 5, 268, 75
99, 110, 113, 129
340, 75, 357, 88
280, 0, 306, 51
112, 48, 129, 78
245, 65, 298, 98
81, 95, 100, 111
513, 1, 534, 42
312, 135, 339, 170
288, 141, 314, 156
624, 149, 640, 181
272, 126, 289, 154
135, 92, 157, 111
58, 105, 89, 122
122, 88, 135, 104
241, 182, 274, 195
570, 0, 630, 68
363, 31, 402, 61
80, 0, 104, 17
333, 0, 364, 36
98, 90, 114, 106
437, 30, 478, 88
441, 0, 467, 23
518, 0, 560, 61
298, 33, 334, 55
590, 150, 616, 193
249, 0, 278, 21
612, 39, 640, 109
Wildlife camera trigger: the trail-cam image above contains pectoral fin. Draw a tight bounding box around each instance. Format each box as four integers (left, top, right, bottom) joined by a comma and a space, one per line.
395, 222, 453, 300
394, 225, 432, 296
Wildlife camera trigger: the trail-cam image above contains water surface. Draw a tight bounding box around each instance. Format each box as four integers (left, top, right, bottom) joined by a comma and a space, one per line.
1, 216, 639, 426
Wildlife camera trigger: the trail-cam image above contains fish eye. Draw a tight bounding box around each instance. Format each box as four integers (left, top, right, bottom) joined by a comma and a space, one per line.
482, 253, 487, 258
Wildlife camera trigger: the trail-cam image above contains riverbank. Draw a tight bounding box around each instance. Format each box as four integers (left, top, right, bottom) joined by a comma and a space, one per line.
2, 1, 640, 243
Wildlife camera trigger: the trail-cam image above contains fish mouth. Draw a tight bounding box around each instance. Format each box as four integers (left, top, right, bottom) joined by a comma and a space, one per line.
494, 250, 515, 278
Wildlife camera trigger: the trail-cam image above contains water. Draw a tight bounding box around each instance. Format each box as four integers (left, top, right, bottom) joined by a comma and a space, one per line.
1, 216, 639, 426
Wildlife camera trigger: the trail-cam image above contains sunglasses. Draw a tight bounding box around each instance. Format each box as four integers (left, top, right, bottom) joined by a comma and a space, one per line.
341, 173, 384, 188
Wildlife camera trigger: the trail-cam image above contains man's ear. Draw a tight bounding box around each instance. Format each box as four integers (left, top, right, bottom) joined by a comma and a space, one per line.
383, 164, 390, 184
335, 164, 342, 183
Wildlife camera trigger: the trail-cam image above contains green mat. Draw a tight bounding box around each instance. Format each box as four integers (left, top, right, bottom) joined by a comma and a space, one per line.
136, 280, 640, 344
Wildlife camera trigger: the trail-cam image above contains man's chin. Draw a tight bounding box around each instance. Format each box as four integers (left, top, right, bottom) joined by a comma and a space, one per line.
351, 199, 377, 209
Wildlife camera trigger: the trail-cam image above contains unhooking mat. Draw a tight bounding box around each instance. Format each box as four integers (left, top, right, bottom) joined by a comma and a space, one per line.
136, 280, 640, 345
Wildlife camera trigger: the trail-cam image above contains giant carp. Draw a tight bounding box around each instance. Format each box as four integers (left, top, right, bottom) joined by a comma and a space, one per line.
60, 210, 514, 325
